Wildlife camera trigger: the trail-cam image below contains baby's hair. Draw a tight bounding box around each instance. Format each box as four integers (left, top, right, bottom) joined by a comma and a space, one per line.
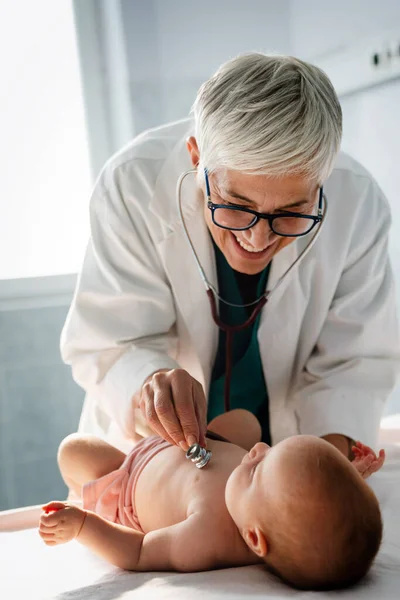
263, 447, 383, 591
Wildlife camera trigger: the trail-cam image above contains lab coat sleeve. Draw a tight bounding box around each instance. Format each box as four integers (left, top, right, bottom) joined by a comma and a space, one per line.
293, 182, 400, 448
60, 163, 179, 439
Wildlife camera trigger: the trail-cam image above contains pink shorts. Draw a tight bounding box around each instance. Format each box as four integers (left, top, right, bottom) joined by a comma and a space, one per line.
82, 436, 171, 532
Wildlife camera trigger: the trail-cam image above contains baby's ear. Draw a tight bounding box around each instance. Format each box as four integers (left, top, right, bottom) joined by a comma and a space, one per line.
243, 526, 268, 557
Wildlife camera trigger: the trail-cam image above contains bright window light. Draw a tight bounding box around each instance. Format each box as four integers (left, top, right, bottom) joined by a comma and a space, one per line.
0, 0, 92, 279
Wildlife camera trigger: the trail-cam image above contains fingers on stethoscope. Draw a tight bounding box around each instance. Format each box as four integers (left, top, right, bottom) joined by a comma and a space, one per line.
140, 373, 206, 451
151, 376, 192, 449
140, 383, 176, 447
169, 377, 204, 449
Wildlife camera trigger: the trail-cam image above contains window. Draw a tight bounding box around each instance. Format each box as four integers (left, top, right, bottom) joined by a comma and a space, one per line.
0, 0, 92, 279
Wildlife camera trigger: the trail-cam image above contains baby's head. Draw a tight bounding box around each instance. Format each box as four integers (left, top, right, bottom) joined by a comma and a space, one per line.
225, 435, 382, 590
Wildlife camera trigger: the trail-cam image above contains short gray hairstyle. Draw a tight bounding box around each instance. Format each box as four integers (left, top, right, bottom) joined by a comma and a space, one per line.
192, 53, 342, 183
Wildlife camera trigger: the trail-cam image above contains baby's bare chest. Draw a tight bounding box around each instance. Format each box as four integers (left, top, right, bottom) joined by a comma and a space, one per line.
134, 444, 238, 533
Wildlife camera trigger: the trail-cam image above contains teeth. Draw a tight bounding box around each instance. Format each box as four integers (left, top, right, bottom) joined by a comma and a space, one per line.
235, 236, 267, 253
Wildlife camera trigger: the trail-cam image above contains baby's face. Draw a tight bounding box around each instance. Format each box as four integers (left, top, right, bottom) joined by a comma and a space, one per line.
225, 435, 380, 587
224, 440, 277, 533
225, 435, 350, 535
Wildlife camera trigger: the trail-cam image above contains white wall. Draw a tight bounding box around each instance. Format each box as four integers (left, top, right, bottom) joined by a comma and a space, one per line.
154, 0, 291, 79
290, 0, 400, 59
121, 0, 292, 134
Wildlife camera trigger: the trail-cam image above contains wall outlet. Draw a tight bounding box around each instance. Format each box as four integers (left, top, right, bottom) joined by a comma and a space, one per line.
311, 30, 400, 98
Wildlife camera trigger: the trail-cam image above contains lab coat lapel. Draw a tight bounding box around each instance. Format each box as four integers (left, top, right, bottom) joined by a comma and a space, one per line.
259, 240, 307, 406
153, 164, 218, 390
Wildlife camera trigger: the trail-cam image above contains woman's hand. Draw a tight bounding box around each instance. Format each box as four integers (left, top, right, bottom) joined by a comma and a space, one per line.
351, 441, 385, 479
133, 368, 207, 450
39, 501, 86, 545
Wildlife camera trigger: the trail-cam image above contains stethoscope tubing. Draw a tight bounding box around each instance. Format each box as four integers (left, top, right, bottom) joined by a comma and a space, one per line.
176, 168, 328, 412
177, 168, 327, 306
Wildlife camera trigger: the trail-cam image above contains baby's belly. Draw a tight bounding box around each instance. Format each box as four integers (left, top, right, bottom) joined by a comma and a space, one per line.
134, 444, 196, 531
134, 440, 241, 533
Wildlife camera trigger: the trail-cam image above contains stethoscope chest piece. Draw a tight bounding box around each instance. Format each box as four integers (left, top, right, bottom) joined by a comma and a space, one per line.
186, 443, 212, 469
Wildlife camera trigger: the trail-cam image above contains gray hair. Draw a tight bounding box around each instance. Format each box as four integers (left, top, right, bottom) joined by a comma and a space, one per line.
191, 53, 342, 183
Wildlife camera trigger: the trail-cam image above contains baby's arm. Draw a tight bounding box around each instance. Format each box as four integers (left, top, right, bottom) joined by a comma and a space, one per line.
208, 409, 261, 450
39, 502, 222, 572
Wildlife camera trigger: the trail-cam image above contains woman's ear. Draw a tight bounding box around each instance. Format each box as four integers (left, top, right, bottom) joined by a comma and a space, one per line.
243, 526, 268, 558
186, 136, 200, 168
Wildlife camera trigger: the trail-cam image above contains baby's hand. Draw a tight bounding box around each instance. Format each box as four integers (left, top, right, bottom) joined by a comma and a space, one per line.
351, 441, 385, 479
39, 501, 86, 546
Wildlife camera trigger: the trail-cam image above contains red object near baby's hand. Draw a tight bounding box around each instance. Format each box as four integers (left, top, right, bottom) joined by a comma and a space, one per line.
43, 506, 61, 513
352, 441, 385, 479
39, 501, 86, 546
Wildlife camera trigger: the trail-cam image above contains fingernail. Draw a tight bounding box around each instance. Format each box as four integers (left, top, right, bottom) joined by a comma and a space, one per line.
179, 442, 187, 451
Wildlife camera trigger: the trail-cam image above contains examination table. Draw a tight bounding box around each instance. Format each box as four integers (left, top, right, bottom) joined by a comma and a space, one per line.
1, 416, 399, 600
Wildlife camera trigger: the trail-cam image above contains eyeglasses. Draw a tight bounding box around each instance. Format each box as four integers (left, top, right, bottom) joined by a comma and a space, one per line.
204, 168, 324, 237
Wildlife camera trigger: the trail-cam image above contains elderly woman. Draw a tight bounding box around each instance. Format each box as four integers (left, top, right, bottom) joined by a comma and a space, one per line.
61, 53, 399, 458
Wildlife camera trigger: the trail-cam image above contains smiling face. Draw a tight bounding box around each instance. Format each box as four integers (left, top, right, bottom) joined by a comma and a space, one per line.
187, 137, 320, 275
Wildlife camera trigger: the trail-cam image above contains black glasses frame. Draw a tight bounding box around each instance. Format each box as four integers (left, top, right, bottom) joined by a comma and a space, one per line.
204, 168, 324, 238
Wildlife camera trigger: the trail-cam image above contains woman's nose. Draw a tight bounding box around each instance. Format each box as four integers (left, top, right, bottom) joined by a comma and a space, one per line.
243, 219, 274, 246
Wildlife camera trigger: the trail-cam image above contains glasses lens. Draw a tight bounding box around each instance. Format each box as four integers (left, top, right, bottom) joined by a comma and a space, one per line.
272, 216, 315, 236
213, 207, 256, 230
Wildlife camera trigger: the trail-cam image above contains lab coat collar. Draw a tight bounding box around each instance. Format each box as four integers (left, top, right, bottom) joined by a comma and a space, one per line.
149, 132, 218, 385
150, 131, 194, 233
155, 176, 219, 388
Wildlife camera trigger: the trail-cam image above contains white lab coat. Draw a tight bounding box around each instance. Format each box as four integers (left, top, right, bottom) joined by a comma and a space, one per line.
61, 118, 400, 453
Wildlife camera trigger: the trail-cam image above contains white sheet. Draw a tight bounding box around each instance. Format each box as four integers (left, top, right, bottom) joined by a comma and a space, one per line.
1, 440, 400, 600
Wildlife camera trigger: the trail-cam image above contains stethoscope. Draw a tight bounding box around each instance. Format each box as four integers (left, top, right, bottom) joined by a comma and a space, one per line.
177, 168, 328, 413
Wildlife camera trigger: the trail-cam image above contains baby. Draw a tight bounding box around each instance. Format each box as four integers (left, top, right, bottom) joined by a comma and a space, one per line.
39, 410, 385, 591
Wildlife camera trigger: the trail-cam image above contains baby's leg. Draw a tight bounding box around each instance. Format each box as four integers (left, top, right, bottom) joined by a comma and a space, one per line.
208, 409, 262, 451
58, 434, 127, 498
